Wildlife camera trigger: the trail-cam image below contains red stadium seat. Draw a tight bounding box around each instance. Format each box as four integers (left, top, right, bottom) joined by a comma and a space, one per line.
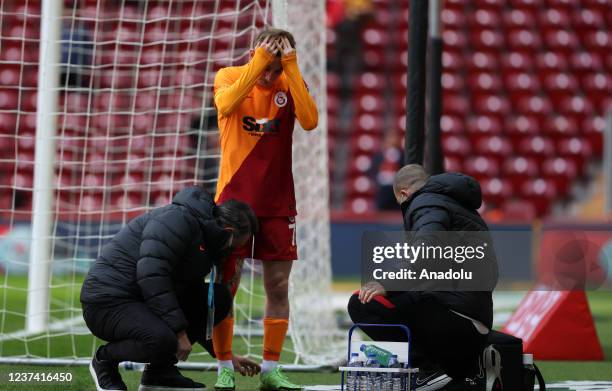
520, 179, 557, 216
503, 156, 539, 185
481, 178, 513, 207
0, 67, 20, 87
557, 137, 592, 170
469, 9, 501, 29
581, 73, 610, 111
468, 52, 499, 72
0, 89, 19, 110
582, 31, 611, 55
572, 9, 605, 31
473, 95, 511, 119
502, 9, 537, 29
505, 115, 541, 141
0, 113, 17, 134
442, 51, 465, 72
470, 72, 503, 93
508, 29, 542, 52
351, 134, 380, 154
444, 156, 463, 173
542, 73, 579, 106
441, 115, 466, 135
517, 136, 555, 163
542, 157, 578, 196
348, 175, 375, 198
442, 135, 472, 157
540, 9, 571, 29
582, 116, 604, 155
467, 115, 503, 139
356, 94, 385, 114
442, 9, 468, 30
348, 154, 373, 176
355, 73, 386, 93
544, 30, 580, 54
363, 49, 385, 70
558, 96, 595, 121
443, 29, 468, 52
515, 96, 553, 121
471, 29, 505, 50
543, 115, 579, 139
536, 52, 569, 72
347, 196, 375, 215
501, 52, 534, 72
443, 94, 470, 116
440, 72, 465, 93
464, 156, 500, 180
504, 72, 540, 101
475, 136, 513, 158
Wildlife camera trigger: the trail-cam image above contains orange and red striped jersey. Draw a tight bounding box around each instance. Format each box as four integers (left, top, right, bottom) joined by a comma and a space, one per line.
213, 48, 318, 216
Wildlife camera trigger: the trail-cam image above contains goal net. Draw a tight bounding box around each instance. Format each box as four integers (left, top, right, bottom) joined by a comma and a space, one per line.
0, 0, 342, 367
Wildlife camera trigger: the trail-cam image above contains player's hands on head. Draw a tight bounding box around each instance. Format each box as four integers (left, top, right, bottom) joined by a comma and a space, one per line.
256, 36, 278, 57
277, 37, 295, 57
359, 281, 386, 304
232, 354, 261, 377
175, 330, 192, 361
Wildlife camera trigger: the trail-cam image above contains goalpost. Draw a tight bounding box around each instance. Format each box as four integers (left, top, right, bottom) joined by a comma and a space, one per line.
0, 0, 343, 368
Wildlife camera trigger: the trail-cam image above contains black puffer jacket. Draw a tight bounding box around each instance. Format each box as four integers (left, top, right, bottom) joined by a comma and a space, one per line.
400, 173, 496, 329
80, 187, 231, 332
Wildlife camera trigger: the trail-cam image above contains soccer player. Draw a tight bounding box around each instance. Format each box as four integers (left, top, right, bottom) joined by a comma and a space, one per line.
212, 28, 318, 390
81, 187, 260, 391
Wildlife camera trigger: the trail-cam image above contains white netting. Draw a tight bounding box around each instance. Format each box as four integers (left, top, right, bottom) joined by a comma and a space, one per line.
0, 0, 341, 366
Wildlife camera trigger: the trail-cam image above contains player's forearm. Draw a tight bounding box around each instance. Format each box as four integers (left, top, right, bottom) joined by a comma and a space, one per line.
281, 53, 318, 130
215, 48, 275, 116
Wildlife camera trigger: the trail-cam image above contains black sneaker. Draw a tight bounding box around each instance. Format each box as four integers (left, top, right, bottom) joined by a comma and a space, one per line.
89, 348, 127, 391
138, 364, 206, 391
413, 368, 452, 391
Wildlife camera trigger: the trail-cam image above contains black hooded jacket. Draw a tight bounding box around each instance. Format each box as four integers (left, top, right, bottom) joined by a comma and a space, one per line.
400, 173, 495, 329
80, 187, 231, 332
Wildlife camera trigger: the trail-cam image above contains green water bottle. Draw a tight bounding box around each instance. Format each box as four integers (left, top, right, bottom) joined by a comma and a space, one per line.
360, 344, 393, 367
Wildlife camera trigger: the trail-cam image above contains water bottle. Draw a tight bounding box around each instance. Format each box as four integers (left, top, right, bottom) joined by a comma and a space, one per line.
365, 353, 381, 391
346, 353, 362, 391
388, 355, 402, 391
360, 344, 393, 367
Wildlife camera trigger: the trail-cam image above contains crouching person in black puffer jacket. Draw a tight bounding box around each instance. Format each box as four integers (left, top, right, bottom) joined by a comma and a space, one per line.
80, 186, 261, 391
348, 165, 497, 391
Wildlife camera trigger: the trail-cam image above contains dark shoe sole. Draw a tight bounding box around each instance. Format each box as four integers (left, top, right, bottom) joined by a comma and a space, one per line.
89, 361, 126, 391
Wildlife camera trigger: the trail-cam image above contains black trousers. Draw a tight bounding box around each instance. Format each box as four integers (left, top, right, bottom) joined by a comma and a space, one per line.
347, 292, 487, 379
82, 283, 231, 366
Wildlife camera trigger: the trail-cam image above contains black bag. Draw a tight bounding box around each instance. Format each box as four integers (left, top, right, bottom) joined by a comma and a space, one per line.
486, 330, 546, 391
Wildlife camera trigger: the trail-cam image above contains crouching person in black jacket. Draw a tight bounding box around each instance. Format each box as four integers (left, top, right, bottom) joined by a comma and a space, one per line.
348, 165, 496, 391
81, 186, 260, 391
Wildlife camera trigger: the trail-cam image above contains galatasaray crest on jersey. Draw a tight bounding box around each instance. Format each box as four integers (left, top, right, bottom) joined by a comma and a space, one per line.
274, 91, 288, 108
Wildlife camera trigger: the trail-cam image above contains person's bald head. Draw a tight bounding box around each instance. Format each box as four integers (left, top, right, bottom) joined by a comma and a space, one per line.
393, 164, 430, 204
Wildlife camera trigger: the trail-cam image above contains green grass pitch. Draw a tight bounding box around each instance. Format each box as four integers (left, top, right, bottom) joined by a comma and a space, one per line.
0, 275, 611, 390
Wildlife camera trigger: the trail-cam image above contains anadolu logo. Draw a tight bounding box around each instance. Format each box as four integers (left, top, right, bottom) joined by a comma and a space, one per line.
274, 91, 288, 108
